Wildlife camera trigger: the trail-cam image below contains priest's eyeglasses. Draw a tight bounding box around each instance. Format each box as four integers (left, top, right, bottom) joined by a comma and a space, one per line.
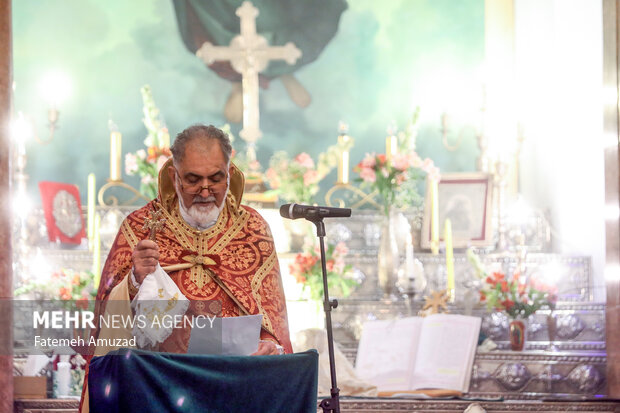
175, 170, 228, 195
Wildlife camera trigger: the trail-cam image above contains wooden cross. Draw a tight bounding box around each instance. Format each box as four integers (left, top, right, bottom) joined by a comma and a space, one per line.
142, 208, 166, 241
195, 1, 301, 162
420, 289, 450, 317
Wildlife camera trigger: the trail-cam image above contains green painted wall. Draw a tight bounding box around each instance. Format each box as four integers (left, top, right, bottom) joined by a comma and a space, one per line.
12, 0, 484, 205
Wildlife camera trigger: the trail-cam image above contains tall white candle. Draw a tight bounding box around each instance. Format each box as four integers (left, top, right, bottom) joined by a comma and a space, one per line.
87, 173, 95, 249
109, 131, 122, 181
93, 213, 101, 288
385, 135, 397, 163
337, 133, 352, 184
430, 179, 439, 254
445, 218, 455, 301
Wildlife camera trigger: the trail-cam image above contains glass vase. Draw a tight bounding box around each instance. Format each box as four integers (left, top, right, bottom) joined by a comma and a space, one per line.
377, 207, 400, 298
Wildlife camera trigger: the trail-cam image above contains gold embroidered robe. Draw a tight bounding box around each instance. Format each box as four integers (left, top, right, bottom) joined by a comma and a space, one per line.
80, 161, 291, 412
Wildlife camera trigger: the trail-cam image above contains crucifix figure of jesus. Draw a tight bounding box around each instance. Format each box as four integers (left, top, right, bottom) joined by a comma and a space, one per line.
196, 1, 301, 162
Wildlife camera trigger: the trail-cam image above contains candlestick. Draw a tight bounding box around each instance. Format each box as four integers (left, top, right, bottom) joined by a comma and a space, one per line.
109, 131, 122, 181
444, 218, 455, 302
93, 213, 101, 288
385, 135, 397, 163
430, 179, 439, 254
337, 133, 352, 184
87, 173, 95, 249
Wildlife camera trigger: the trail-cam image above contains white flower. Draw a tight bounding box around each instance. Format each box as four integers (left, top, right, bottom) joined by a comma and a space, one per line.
125, 153, 138, 175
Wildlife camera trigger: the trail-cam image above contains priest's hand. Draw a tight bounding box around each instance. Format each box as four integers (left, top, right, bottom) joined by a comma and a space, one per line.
252, 340, 284, 356
132, 240, 160, 283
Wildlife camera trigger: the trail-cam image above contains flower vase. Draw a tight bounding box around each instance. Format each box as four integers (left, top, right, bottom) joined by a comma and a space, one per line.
377, 207, 400, 298
508, 318, 527, 351
284, 218, 313, 252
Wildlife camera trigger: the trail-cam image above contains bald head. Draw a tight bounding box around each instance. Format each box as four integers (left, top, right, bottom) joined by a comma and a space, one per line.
170, 124, 233, 167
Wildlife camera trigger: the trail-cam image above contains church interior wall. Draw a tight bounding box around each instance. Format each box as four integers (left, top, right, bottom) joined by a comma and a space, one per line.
10, 0, 609, 300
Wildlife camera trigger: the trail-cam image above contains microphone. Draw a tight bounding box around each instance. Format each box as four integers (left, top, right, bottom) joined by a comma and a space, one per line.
279, 203, 351, 220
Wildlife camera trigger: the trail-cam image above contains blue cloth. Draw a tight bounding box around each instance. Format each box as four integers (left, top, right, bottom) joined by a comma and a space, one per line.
89, 348, 319, 413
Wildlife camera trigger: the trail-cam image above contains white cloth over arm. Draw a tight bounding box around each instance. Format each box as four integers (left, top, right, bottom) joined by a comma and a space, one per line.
131, 263, 189, 348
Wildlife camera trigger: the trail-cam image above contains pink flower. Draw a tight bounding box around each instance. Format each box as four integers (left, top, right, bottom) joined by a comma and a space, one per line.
334, 242, 348, 256
427, 167, 441, 182
125, 153, 138, 175
407, 153, 421, 168
360, 153, 376, 169
136, 149, 147, 160
421, 158, 434, 171
359, 167, 376, 183
265, 168, 280, 188
295, 152, 315, 169
395, 172, 408, 186
333, 260, 345, 274
141, 175, 155, 185
380, 167, 389, 178
392, 154, 410, 171
156, 155, 169, 171
303, 169, 319, 185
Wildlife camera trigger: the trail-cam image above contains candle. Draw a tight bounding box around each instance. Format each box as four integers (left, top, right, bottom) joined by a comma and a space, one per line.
93, 213, 101, 288
430, 178, 439, 254
162, 128, 170, 148
109, 131, 122, 181
337, 133, 352, 184
385, 135, 397, 163
444, 218, 455, 301
87, 173, 95, 249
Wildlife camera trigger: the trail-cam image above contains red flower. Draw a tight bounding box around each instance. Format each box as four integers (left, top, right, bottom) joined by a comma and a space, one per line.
500, 280, 509, 293
59, 287, 72, 301
501, 299, 515, 310
492, 272, 505, 282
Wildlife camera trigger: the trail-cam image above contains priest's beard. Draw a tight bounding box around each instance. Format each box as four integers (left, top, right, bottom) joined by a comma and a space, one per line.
175, 183, 228, 230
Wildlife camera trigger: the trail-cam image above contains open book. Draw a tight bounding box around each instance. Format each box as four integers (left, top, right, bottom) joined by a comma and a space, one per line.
355, 314, 481, 394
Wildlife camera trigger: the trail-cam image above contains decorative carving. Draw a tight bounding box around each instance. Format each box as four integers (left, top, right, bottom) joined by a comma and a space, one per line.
567, 365, 604, 393
481, 312, 510, 341
556, 314, 586, 340
496, 363, 531, 391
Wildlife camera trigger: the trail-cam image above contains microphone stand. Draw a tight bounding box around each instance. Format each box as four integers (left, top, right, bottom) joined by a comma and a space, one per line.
308, 217, 341, 413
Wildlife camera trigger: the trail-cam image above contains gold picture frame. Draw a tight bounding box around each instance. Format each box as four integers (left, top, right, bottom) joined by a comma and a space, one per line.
421, 172, 494, 249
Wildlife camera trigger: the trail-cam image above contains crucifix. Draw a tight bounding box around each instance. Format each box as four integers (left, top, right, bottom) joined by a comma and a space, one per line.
142, 208, 166, 241
196, 1, 302, 162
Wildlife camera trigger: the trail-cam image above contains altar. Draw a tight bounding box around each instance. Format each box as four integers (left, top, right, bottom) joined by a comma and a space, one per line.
10, 206, 616, 404
12, 397, 620, 413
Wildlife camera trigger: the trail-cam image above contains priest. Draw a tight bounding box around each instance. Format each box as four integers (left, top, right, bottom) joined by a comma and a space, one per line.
79, 124, 292, 412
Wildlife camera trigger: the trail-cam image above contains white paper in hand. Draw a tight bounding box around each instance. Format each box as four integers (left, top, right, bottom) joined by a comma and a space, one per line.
187, 314, 263, 356
131, 263, 189, 348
